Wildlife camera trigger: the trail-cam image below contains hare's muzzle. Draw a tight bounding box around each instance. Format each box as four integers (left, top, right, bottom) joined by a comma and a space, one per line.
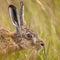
35, 40, 44, 50
40, 41, 44, 46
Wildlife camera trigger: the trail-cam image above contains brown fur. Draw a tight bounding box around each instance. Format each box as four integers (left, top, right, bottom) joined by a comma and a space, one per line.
0, 27, 44, 55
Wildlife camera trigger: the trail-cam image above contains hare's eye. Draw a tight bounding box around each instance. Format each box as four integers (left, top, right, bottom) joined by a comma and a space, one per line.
26, 33, 32, 39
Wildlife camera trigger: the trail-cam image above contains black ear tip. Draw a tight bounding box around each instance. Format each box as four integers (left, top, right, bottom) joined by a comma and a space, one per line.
9, 5, 14, 8
8, 5, 16, 9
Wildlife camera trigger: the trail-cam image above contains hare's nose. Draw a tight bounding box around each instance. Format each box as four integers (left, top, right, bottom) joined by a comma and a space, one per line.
41, 43, 44, 46
40, 41, 44, 46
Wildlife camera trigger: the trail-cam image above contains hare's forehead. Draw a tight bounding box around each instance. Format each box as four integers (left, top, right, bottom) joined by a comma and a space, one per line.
22, 28, 37, 35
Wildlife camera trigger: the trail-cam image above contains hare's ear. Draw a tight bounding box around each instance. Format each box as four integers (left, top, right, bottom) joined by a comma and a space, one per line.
8, 5, 19, 27
19, 1, 24, 26
8, 5, 20, 34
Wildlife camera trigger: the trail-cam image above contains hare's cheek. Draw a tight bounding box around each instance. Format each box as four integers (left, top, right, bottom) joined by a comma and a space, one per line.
20, 41, 27, 49
32, 38, 37, 44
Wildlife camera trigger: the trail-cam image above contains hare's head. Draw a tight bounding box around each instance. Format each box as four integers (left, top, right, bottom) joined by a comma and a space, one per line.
8, 1, 44, 51
19, 27, 44, 50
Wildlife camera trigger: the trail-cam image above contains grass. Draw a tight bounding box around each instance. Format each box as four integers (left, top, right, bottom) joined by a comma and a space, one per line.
0, 0, 60, 60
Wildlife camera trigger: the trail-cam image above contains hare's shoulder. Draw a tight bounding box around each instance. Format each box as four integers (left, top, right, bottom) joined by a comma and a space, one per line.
0, 28, 19, 54
0, 28, 10, 36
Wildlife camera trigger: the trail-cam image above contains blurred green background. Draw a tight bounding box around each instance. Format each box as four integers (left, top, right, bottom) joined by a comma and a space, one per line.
0, 0, 60, 60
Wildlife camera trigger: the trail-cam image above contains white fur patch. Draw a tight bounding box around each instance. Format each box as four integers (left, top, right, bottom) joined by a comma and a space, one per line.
33, 38, 37, 44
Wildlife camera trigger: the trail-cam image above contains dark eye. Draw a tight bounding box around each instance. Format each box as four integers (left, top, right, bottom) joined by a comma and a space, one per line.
26, 33, 32, 39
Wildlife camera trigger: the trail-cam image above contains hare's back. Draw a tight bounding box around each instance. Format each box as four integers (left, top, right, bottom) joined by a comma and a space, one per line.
0, 28, 19, 54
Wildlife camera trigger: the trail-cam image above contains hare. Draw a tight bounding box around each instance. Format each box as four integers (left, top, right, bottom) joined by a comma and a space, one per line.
0, 1, 44, 56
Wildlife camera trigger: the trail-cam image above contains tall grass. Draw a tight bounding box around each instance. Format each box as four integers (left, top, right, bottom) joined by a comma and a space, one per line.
0, 0, 60, 60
